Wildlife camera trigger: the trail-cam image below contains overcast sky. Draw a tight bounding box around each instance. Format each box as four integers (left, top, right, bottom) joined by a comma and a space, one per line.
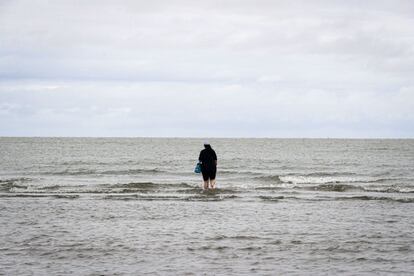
1, 0, 413, 137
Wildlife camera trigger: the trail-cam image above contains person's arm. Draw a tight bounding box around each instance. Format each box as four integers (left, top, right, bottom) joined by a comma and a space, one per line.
198, 151, 202, 163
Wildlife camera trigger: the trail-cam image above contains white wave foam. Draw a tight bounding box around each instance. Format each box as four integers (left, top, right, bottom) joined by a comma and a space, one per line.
279, 175, 376, 184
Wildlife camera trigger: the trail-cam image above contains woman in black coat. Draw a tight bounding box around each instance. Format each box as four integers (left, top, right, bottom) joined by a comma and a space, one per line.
198, 142, 217, 189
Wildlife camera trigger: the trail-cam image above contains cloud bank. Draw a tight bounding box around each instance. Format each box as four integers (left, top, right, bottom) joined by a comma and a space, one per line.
1, 0, 413, 137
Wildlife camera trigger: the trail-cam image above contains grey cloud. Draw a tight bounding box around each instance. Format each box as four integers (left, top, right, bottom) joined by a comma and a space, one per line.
0, 0, 413, 137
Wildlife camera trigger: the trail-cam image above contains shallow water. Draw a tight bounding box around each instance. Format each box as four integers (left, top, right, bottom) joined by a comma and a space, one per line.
1, 138, 414, 274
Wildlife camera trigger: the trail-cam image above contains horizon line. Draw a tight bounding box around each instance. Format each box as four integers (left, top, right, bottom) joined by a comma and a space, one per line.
0, 136, 413, 140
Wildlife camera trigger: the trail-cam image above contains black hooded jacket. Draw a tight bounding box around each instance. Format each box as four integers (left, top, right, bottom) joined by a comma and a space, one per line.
198, 145, 217, 170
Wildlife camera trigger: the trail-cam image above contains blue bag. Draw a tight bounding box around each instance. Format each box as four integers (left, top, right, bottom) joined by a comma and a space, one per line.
194, 162, 201, 173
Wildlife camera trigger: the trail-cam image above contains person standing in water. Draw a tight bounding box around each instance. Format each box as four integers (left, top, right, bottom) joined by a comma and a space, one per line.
198, 141, 217, 189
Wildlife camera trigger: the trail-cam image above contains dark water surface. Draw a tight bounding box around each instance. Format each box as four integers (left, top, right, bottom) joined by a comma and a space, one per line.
1, 138, 413, 274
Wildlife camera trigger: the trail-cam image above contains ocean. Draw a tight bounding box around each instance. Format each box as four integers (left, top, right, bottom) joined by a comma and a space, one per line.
1, 137, 413, 275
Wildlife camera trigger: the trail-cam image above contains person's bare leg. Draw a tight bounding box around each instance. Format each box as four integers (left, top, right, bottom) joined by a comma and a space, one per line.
210, 179, 216, 189
203, 180, 209, 190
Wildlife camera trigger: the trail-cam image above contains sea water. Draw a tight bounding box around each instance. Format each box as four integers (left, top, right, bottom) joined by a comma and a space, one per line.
1, 138, 413, 275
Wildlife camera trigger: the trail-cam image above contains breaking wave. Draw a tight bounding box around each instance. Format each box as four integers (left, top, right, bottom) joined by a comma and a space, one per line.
103, 194, 237, 202
301, 183, 365, 192
279, 175, 396, 185
285, 172, 358, 177
47, 168, 164, 176
0, 178, 31, 191
253, 175, 283, 183
110, 181, 193, 189
258, 195, 285, 202
334, 196, 414, 203
296, 183, 414, 193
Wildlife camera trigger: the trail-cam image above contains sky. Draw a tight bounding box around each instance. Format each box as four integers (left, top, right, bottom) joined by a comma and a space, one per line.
1, 0, 413, 138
